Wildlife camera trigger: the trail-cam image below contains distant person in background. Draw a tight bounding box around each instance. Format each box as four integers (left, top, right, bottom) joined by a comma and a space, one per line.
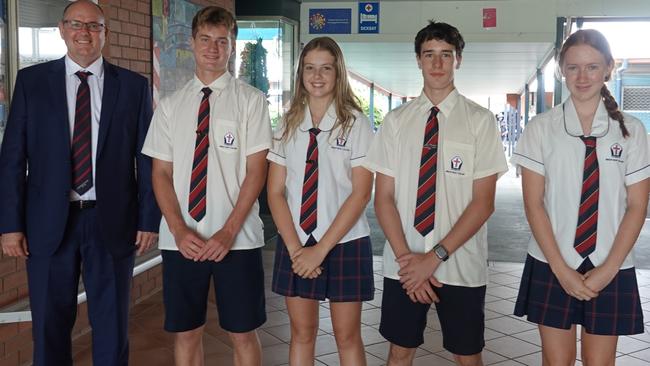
512, 29, 649, 365
267, 36, 374, 366
143, 6, 270, 366
0, 1, 160, 365
365, 21, 507, 366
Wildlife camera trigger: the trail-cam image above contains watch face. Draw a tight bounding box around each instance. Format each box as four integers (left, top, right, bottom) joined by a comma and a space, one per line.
435, 245, 448, 260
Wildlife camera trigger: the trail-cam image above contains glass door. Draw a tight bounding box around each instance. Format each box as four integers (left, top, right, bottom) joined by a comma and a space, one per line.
235, 17, 298, 128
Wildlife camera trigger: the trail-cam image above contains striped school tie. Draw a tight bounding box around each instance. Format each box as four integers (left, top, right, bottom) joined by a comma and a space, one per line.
574, 136, 599, 257
71, 71, 93, 195
414, 107, 439, 237
299, 128, 321, 235
188, 87, 212, 222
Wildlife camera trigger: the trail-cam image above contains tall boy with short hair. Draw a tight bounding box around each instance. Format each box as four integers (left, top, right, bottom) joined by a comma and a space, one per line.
142, 6, 271, 366
364, 21, 508, 366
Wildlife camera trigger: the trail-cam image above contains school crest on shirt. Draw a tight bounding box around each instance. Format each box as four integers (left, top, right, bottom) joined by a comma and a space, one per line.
450, 156, 463, 171
223, 132, 235, 146
330, 133, 351, 152
606, 142, 624, 163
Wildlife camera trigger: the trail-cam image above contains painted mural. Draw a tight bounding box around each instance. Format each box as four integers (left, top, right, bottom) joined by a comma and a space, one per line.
152, 0, 202, 105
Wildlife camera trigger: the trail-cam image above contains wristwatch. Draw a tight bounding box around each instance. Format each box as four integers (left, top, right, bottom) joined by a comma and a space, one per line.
433, 243, 449, 262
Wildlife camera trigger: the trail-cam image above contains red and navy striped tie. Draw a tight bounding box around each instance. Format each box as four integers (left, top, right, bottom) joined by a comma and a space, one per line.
71, 71, 93, 195
188, 87, 212, 222
414, 107, 439, 237
574, 136, 599, 257
299, 128, 321, 235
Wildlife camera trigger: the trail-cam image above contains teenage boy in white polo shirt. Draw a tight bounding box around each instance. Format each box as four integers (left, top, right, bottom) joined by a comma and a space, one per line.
364, 21, 508, 366
142, 6, 271, 366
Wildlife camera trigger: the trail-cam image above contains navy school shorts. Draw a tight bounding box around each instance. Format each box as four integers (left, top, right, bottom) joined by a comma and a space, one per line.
161, 248, 266, 333
272, 235, 374, 302
514, 254, 644, 335
379, 278, 486, 355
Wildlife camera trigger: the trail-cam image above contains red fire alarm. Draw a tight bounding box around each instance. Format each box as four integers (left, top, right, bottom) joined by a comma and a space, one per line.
483, 8, 496, 28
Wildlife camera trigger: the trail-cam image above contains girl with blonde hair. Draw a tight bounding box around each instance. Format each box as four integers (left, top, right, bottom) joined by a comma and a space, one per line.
267, 36, 374, 365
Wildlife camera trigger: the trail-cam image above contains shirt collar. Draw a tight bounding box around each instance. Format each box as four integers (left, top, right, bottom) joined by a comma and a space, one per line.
562, 98, 609, 138
192, 72, 232, 96
416, 88, 459, 118
65, 55, 104, 78
299, 102, 337, 132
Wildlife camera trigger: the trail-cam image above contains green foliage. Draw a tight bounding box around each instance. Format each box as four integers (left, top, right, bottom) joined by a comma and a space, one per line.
357, 95, 384, 128
238, 38, 270, 96
270, 113, 282, 129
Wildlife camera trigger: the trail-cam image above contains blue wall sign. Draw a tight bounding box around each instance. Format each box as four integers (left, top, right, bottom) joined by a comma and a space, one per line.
309, 8, 352, 34
358, 2, 379, 34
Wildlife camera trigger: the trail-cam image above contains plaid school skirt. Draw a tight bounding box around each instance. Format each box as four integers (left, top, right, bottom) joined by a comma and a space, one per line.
514, 254, 644, 335
272, 235, 374, 302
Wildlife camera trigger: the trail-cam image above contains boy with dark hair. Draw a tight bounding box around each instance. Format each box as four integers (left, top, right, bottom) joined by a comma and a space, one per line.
143, 6, 270, 366
364, 21, 507, 366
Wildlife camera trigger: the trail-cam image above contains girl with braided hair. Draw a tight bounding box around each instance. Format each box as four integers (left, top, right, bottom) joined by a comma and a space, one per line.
511, 29, 649, 365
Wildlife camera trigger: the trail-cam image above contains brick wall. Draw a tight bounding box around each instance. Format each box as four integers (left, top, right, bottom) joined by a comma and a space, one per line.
0, 1, 234, 364
98, 0, 234, 82
100, 0, 153, 81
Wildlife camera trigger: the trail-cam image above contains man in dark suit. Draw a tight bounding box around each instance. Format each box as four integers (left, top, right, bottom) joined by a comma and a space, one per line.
0, 1, 160, 365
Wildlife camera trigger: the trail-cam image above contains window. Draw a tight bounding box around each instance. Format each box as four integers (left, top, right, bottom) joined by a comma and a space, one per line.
18, 0, 67, 69
235, 18, 298, 128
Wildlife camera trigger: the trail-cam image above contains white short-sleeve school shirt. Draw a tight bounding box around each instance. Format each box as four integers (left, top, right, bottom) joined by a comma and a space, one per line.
142, 73, 272, 251
364, 89, 508, 286
267, 104, 373, 245
511, 99, 650, 270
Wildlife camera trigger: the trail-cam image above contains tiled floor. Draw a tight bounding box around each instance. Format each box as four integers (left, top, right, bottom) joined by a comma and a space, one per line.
72, 253, 650, 366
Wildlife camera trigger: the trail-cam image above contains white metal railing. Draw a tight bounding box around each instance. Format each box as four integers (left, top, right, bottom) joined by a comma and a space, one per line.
0, 255, 162, 324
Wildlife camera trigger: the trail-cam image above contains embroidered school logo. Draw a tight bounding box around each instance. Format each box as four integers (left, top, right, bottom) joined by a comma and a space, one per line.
450, 156, 463, 171
336, 136, 347, 147
223, 132, 235, 146
610, 143, 622, 158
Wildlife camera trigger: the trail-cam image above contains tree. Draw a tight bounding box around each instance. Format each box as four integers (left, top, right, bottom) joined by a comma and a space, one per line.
357, 94, 384, 128
238, 38, 270, 96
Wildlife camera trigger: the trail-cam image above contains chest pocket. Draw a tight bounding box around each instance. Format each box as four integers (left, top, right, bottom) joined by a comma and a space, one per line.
442, 141, 474, 178
212, 119, 240, 154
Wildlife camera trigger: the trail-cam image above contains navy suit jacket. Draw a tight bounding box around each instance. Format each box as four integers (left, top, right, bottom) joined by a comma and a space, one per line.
0, 57, 161, 258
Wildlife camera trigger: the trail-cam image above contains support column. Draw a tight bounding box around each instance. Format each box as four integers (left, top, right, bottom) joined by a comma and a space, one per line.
554, 17, 566, 107
524, 84, 530, 125
369, 82, 375, 127
536, 68, 545, 114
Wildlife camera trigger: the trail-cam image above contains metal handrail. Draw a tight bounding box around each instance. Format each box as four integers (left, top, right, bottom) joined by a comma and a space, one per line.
0, 254, 162, 324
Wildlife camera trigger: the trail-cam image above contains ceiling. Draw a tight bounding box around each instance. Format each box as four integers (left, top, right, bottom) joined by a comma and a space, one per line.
338, 41, 554, 98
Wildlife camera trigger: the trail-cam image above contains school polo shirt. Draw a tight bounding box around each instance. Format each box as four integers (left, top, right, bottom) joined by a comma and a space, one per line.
364, 89, 508, 286
511, 99, 650, 270
142, 73, 272, 251
267, 104, 373, 245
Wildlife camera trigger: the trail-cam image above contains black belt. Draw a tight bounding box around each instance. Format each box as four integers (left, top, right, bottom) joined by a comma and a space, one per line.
70, 200, 96, 210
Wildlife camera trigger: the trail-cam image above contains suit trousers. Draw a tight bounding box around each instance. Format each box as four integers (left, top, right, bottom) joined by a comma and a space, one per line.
27, 207, 135, 366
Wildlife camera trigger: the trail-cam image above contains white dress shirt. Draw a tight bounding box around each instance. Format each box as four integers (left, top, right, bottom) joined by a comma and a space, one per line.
364, 89, 508, 286
267, 104, 373, 244
142, 72, 272, 251
511, 98, 650, 269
